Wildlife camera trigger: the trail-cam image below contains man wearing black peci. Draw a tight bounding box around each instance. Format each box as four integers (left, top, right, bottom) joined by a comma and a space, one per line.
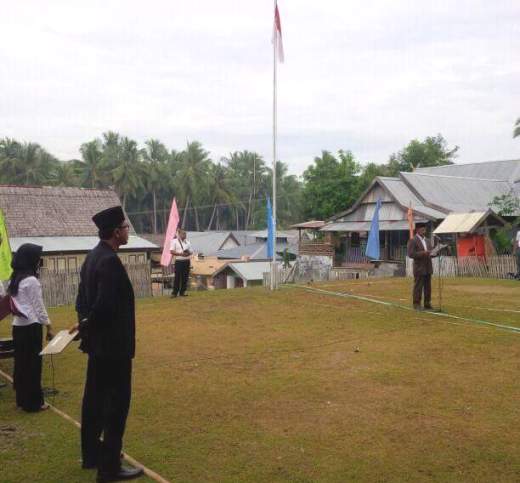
74, 206, 143, 482
407, 222, 435, 311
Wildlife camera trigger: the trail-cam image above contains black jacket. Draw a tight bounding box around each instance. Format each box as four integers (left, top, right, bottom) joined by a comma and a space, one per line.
407, 235, 433, 276
76, 241, 135, 359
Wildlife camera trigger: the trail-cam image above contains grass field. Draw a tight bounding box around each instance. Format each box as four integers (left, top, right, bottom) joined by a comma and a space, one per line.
1, 277, 519, 483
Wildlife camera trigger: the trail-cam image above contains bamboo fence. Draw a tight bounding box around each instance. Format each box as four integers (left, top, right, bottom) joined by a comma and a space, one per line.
406, 255, 516, 279
40, 262, 152, 307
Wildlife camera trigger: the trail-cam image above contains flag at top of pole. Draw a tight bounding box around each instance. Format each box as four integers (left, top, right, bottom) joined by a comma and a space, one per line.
273, 2, 284, 63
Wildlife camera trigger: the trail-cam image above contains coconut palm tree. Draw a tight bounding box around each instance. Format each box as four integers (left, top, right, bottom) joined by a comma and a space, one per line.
51, 161, 80, 187
112, 137, 144, 209
142, 139, 170, 233
174, 141, 211, 230
206, 163, 234, 230
17, 142, 56, 185
0, 138, 22, 183
79, 140, 104, 188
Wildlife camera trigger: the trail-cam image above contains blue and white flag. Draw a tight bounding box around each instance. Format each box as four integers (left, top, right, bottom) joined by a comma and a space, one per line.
365, 198, 382, 260
267, 197, 274, 258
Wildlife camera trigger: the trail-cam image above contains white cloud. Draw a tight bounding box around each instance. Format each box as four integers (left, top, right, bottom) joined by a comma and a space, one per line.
0, 0, 519, 174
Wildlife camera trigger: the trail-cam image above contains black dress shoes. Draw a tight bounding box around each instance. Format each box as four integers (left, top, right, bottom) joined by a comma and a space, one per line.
97, 465, 144, 482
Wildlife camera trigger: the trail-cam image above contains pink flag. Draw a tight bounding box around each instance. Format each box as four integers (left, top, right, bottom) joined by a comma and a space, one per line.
273, 3, 284, 63
160, 197, 180, 267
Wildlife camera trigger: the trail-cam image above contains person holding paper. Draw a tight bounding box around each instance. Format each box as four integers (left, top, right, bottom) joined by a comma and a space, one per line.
8, 243, 53, 412
170, 229, 193, 297
74, 206, 143, 482
407, 223, 434, 311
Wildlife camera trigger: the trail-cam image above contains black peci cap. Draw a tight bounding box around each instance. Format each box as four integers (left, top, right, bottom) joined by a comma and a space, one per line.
92, 206, 125, 231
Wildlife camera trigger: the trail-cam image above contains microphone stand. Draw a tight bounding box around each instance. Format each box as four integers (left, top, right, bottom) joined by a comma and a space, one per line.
437, 251, 443, 313
433, 235, 448, 313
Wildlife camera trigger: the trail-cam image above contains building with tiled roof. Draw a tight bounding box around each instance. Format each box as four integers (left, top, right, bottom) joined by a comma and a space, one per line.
0, 185, 156, 272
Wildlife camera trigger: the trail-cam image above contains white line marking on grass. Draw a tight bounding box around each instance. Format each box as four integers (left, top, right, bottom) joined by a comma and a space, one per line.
295, 285, 520, 335
0, 368, 171, 483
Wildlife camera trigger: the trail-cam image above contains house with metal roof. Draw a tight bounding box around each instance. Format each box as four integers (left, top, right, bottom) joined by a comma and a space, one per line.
321, 159, 520, 265
212, 261, 272, 289
0, 185, 157, 272
141, 231, 240, 266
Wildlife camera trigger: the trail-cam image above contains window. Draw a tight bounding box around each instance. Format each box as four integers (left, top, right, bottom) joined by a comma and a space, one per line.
57, 257, 66, 272
67, 257, 78, 272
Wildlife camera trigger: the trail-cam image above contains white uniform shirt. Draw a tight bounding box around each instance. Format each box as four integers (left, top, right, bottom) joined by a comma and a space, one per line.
170, 238, 193, 261
11, 276, 51, 327
417, 235, 428, 252
516, 231, 520, 249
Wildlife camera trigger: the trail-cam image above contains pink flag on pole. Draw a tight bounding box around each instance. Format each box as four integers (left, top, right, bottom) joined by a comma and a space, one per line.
273, 3, 284, 63
160, 197, 180, 267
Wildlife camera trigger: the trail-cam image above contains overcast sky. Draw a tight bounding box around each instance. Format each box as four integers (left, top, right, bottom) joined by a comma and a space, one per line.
1, 0, 519, 174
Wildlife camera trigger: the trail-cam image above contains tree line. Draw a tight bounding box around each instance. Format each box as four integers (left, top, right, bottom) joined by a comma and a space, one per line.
0, 133, 457, 233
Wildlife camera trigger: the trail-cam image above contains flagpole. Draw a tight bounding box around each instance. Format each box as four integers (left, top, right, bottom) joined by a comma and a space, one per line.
271, 0, 278, 290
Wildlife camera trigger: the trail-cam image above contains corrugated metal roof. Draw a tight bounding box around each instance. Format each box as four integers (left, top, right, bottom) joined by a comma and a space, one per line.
433, 212, 487, 234
321, 220, 412, 232
401, 172, 515, 213
9, 236, 157, 253
215, 242, 288, 260
290, 220, 325, 229
228, 261, 272, 281
433, 211, 506, 234
416, 159, 520, 182
186, 232, 238, 255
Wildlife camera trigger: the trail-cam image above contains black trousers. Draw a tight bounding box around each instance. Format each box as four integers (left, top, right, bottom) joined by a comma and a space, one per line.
81, 356, 132, 473
173, 260, 190, 295
516, 252, 520, 276
413, 274, 432, 307
12, 323, 44, 412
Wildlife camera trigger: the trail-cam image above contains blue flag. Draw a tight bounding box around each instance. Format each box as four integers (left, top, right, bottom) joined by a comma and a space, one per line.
365, 198, 382, 260
267, 197, 274, 258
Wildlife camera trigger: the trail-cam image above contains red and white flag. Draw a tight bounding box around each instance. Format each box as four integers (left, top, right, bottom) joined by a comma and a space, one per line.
160, 197, 180, 267
273, 3, 284, 63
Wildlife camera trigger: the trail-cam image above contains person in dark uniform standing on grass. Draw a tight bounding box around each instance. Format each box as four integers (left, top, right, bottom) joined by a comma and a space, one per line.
407, 222, 434, 311
74, 206, 143, 482
170, 229, 193, 297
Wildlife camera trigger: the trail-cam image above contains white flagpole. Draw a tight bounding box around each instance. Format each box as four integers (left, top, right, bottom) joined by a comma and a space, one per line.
271, 0, 278, 291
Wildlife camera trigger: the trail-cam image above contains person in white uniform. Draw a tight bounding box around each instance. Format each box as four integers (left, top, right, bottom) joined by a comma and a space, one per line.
8, 243, 53, 412
170, 229, 193, 297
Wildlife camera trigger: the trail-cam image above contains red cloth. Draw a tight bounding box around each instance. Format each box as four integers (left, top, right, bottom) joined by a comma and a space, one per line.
457, 235, 486, 258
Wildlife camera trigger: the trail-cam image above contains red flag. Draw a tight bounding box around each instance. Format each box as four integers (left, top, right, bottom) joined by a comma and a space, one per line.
160, 198, 180, 267
273, 3, 284, 63
407, 203, 414, 240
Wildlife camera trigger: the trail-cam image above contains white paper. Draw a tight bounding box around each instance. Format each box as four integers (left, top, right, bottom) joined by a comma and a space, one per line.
40, 330, 78, 356
430, 243, 449, 257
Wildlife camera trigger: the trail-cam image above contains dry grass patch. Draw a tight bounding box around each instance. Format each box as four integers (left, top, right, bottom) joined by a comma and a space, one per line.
1, 278, 520, 482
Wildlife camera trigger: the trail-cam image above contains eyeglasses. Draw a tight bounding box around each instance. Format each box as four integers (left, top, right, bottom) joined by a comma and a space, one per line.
118, 224, 130, 230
